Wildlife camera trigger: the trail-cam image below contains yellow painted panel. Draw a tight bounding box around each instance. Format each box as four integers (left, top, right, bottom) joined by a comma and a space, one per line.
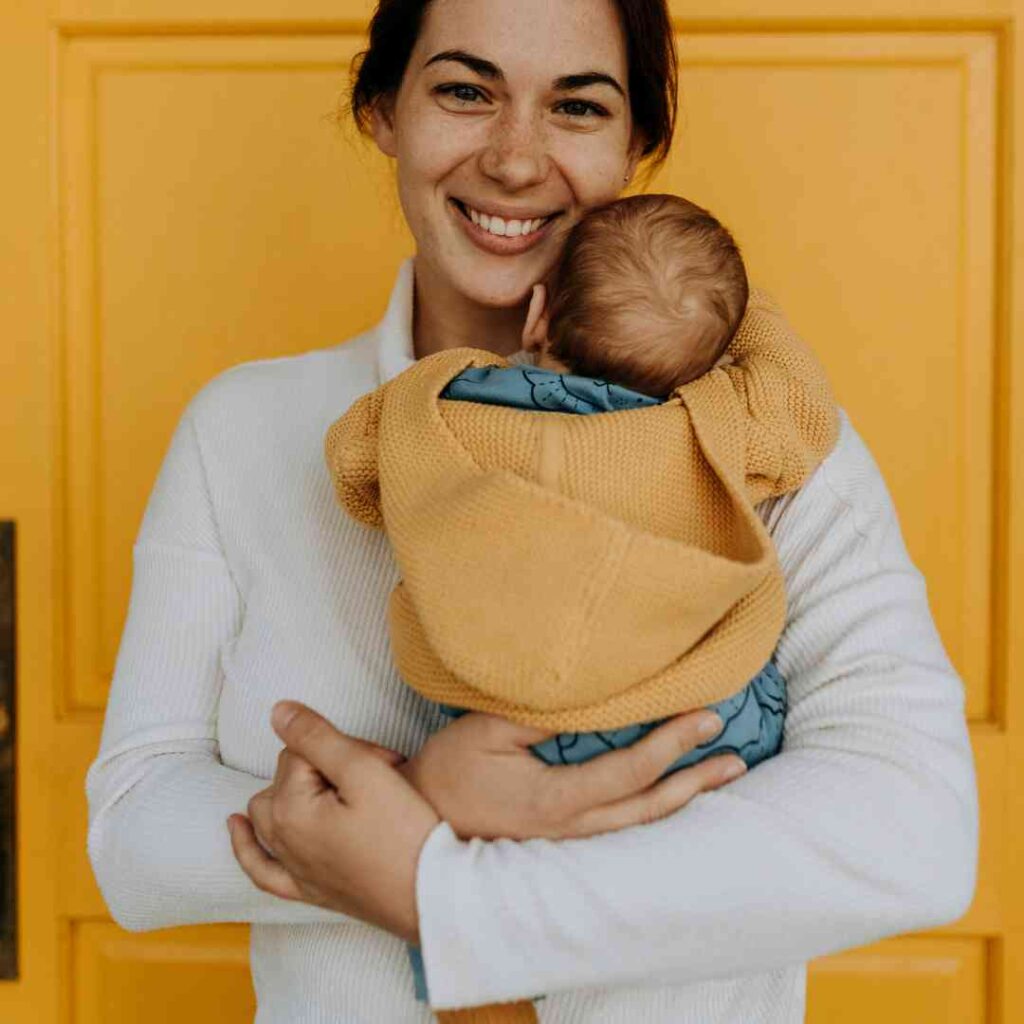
71, 925, 995, 1024
807, 936, 987, 1023
49, 0, 1020, 29
646, 31, 997, 720
0, 1, 1017, 1022
55, 721, 111, 920
58, 34, 412, 709
965, 725, 1008, 933
72, 921, 255, 1024
56, 0, 380, 26
60, 32, 999, 723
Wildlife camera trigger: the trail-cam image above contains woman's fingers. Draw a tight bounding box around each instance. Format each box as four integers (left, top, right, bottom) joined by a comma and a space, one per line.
362, 742, 407, 766
270, 742, 404, 809
551, 711, 727, 817
247, 786, 289, 859
456, 711, 557, 749
270, 701, 401, 800
227, 814, 304, 901
567, 753, 747, 838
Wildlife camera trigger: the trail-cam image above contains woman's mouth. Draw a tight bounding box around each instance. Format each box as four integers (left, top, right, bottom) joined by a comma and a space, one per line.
449, 198, 561, 256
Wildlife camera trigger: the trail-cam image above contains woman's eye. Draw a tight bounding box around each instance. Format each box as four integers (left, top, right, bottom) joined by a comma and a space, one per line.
555, 100, 609, 119
434, 84, 487, 105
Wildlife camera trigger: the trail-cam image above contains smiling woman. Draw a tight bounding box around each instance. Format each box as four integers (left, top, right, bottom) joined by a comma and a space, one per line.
82, 0, 979, 1022
349, 0, 675, 327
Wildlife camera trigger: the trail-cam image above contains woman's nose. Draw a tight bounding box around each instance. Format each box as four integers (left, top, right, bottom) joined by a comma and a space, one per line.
478, 112, 550, 190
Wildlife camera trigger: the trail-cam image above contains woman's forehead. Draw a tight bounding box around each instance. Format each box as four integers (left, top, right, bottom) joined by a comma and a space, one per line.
413, 0, 629, 82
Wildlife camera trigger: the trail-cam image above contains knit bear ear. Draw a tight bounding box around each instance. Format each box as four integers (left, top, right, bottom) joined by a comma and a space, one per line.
324, 386, 387, 529
723, 288, 840, 504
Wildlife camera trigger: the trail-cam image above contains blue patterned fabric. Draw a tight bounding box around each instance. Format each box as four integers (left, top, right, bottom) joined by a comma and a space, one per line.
439, 659, 787, 774
440, 364, 663, 412
408, 365, 788, 1006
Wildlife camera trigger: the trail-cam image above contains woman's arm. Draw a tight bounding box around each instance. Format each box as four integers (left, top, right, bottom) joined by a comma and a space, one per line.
412, 410, 980, 1010
85, 397, 354, 931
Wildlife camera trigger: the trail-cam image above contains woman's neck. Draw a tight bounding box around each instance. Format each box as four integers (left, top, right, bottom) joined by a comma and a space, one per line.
411, 256, 527, 360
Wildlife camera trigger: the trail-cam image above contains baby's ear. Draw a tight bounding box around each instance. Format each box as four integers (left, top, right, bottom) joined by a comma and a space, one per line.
521, 283, 550, 353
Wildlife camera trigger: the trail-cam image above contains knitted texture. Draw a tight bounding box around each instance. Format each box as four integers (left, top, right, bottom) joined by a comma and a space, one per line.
324, 289, 838, 733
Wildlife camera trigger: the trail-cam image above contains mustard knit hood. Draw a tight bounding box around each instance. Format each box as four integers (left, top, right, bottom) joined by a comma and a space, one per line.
325, 288, 839, 732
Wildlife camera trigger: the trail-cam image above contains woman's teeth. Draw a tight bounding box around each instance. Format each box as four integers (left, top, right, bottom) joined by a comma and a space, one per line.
464, 204, 549, 238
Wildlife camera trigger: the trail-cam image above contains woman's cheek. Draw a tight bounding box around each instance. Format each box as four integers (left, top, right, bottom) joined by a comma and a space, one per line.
553, 138, 629, 207
397, 132, 460, 190
400, 94, 487, 173
394, 138, 461, 233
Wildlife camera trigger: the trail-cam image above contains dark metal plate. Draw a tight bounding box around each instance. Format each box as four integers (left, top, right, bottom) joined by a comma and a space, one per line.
0, 522, 17, 978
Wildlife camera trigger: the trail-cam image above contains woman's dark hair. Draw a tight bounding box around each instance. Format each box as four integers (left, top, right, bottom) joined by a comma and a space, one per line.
345, 0, 678, 171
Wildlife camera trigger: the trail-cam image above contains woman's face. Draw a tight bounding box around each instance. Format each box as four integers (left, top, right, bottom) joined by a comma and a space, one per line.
371, 0, 641, 310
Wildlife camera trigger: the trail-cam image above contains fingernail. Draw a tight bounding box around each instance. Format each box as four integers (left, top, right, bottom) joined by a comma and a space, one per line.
697, 713, 724, 739
720, 758, 747, 781
272, 701, 298, 731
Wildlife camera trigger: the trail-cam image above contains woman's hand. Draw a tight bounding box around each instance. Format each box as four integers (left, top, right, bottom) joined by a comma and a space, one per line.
398, 709, 747, 841
226, 701, 439, 944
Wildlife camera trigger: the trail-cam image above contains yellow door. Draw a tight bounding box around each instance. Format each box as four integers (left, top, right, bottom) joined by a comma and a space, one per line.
1, 0, 1019, 1020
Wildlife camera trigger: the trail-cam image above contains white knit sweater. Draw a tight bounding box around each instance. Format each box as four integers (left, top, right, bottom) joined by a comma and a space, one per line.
85, 258, 979, 1023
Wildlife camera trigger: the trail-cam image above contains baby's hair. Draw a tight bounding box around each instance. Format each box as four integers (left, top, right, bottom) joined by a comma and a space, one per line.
545, 194, 749, 396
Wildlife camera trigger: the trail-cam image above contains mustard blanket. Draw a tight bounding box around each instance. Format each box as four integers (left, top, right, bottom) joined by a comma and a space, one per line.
325, 288, 839, 733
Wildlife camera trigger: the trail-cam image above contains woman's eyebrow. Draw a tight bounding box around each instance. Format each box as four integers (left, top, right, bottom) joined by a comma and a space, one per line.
554, 72, 625, 98
424, 50, 625, 97
424, 50, 501, 80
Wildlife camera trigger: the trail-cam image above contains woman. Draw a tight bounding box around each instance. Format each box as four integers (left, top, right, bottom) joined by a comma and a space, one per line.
84, 0, 980, 1020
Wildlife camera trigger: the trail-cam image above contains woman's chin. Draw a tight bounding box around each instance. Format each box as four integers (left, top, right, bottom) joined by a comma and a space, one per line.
451, 261, 548, 310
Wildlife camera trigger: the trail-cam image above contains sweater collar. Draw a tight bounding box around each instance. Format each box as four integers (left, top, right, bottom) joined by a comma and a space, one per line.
375, 257, 417, 386
374, 256, 533, 385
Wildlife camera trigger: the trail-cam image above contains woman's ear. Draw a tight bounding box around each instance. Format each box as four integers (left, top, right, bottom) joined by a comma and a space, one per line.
369, 97, 398, 158
522, 284, 550, 353
623, 135, 644, 189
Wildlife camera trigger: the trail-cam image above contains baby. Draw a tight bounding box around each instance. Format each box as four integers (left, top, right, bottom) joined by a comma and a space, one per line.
325, 193, 838, 1022
430, 194, 785, 775
525, 192, 749, 394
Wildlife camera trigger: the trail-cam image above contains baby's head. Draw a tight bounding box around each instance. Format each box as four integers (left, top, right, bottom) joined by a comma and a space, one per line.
523, 194, 749, 397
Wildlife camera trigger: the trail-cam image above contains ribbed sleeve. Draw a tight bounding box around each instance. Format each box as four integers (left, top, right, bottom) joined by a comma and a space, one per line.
85, 403, 352, 930
415, 412, 979, 1010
